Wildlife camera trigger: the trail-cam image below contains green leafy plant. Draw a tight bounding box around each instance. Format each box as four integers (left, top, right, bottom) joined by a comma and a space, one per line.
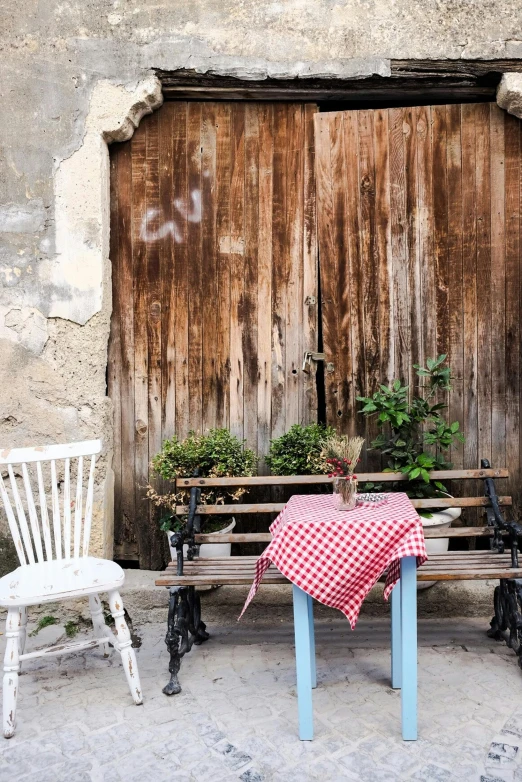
148, 428, 257, 533
29, 615, 59, 637
357, 355, 464, 509
266, 424, 335, 476
64, 620, 79, 639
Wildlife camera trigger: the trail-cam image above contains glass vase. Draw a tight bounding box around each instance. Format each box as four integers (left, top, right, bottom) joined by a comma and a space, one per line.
333, 475, 358, 511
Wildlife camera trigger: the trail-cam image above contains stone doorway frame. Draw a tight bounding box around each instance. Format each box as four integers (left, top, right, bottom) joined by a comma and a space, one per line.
59, 67, 522, 560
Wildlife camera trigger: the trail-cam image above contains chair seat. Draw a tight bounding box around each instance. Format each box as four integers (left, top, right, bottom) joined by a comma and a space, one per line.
0, 557, 125, 607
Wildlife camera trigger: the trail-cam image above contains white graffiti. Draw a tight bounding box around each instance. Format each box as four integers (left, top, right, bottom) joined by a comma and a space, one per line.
139, 189, 202, 243
174, 190, 202, 224
139, 208, 182, 242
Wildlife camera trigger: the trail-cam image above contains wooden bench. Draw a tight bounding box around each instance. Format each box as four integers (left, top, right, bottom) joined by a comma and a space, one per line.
156, 460, 522, 695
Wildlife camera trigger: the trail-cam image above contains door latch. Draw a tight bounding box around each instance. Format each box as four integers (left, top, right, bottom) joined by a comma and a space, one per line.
302, 351, 326, 373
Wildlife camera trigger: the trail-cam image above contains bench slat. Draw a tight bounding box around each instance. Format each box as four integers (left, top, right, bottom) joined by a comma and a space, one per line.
155, 573, 288, 585
181, 556, 512, 571
421, 570, 520, 580
413, 497, 511, 508
160, 553, 514, 570
176, 496, 512, 515
155, 572, 522, 585
195, 533, 271, 543
178, 468, 509, 487
422, 527, 502, 538
155, 551, 522, 585
192, 527, 502, 544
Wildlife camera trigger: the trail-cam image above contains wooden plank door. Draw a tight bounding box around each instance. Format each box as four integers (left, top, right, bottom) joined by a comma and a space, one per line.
109, 102, 318, 567
315, 103, 522, 513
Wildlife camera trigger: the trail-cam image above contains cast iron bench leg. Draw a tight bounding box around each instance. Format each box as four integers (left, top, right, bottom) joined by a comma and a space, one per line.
488, 577, 522, 669
400, 556, 418, 741
292, 585, 314, 740
163, 585, 210, 696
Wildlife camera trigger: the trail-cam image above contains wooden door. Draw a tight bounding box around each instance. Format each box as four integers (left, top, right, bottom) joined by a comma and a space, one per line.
109, 102, 318, 567
315, 103, 522, 511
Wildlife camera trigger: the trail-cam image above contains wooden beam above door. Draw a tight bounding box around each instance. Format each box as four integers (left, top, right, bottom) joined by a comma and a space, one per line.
158, 61, 522, 105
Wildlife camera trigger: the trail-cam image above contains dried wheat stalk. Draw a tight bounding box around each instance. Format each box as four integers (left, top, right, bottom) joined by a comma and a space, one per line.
322, 435, 365, 476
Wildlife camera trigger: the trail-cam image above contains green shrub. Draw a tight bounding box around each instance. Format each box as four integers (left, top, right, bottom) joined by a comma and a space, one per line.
148, 428, 257, 532
266, 423, 335, 476
152, 428, 256, 482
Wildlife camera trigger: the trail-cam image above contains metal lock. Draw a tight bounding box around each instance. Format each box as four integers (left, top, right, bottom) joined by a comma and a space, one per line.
302, 351, 326, 373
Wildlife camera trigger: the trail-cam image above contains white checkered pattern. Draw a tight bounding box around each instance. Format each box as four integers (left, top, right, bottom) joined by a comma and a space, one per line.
239, 492, 427, 628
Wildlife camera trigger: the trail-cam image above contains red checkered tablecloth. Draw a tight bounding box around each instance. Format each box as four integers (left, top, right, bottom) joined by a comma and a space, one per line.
239, 492, 427, 628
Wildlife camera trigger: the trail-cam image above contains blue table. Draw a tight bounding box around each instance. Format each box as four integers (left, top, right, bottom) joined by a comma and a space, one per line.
293, 555, 418, 741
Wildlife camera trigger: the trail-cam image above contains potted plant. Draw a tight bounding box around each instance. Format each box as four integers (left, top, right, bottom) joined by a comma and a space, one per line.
266, 423, 335, 476
148, 428, 257, 560
357, 355, 465, 571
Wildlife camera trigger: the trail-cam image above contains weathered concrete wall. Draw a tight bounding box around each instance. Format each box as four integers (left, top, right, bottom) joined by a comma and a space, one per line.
1, 1, 522, 568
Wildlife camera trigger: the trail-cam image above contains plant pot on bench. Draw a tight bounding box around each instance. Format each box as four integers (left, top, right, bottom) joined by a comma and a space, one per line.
167, 517, 236, 562
419, 506, 461, 590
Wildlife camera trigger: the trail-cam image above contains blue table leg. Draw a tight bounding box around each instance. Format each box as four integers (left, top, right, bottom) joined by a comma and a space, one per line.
307, 592, 317, 689
391, 579, 402, 689
292, 585, 314, 740
400, 556, 417, 740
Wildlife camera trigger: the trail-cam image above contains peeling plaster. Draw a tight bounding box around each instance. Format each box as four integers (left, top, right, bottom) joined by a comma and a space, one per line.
140, 35, 391, 80
0, 307, 48, 355
0, 201, 47, 234
0, 74, 162, 562
47, 76, 163, 326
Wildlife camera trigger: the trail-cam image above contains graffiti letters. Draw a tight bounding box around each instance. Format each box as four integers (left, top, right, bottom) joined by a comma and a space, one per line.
139, 189, 202, 243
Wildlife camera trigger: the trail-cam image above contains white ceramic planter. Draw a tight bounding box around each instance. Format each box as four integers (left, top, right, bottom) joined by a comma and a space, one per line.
419, 506, 462, 589
167, 517, 236, 561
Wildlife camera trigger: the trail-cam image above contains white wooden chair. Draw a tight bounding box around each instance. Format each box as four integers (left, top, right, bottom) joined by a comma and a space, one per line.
0, 440, 142, 738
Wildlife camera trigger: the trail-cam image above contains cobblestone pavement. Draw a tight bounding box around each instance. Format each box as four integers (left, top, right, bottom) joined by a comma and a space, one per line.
0, 615, 521, 781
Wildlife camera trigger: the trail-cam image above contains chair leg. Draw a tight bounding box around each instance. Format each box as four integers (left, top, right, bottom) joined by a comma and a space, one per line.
89, 594, 111, 657
307, 593, 317, 689
391, 580, 402, 689
18, 607, 27, 657
292, 585, 314, 741
17, 607, 27, 674
400, 556, 417, 741
3, 608, 21, 738
108, 590, 143, 705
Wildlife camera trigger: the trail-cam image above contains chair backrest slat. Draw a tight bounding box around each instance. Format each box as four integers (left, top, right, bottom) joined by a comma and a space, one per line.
22, 464, 44, 563
73, 456, 83, 559
0, 473, 26, 565
82, 455, 96, 556
63, 458, 71, 558
8, 464, 34, 564
50, 459, 62, 560
0, 440, 101, 464
36, 461, 52, 560
0, 440, 101, 567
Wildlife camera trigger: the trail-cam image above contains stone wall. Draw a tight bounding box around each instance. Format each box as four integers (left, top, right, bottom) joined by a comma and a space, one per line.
1, 1, 522, 569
